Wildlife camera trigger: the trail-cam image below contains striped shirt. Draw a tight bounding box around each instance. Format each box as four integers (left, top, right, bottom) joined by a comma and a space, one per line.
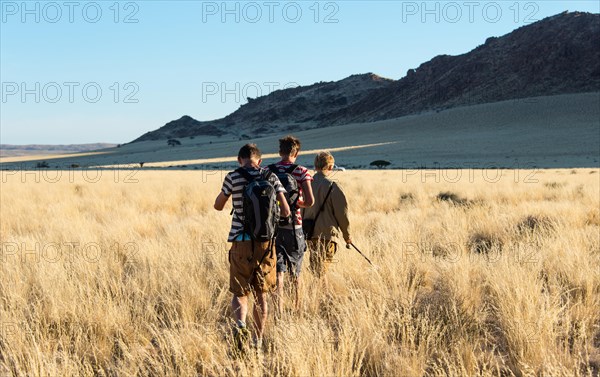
271, 161, 313, 229
221, 167, 286, 242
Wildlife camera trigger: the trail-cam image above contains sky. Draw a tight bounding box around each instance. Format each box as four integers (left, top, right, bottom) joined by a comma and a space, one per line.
1, 0, 599, 144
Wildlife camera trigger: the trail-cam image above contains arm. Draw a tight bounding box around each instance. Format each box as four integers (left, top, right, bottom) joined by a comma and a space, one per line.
215, 173, 232, 211
214, 192, 230, 211
277, 192, 291, 218
298, 180, 315, 208
269, 171, 291, 218
331, 183, 352, 244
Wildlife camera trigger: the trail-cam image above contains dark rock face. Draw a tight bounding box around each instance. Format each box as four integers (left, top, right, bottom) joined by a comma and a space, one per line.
347, 11, 600, 122
132, 11, 600, 143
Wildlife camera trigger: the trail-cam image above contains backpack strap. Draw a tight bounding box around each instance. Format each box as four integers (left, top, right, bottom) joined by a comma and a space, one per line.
284, 164, 298, 174
234, 167, 274, 189
261, 168, 274, 181
267, 163, 298, 175
235, 167, 258, 183
267, 164, 278, 173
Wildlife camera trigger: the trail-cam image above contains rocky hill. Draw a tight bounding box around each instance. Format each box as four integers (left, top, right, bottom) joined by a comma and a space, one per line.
132, 11, 600, 143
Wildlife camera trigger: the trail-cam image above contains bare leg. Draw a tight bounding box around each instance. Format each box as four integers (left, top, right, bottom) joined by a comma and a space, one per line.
293, 276, 301, 311
253, 292, 269, 342
232, 295, 248, 324
274, 271, 284, 317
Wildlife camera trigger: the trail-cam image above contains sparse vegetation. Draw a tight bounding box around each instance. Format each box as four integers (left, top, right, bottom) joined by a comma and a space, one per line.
0, 169, 598, 376
167, 139, 181, 147
35, 161, 50, 168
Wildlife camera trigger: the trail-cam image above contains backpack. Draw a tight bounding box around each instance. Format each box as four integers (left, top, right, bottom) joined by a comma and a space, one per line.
268, 164, 299, 225
235, 167, 280, 242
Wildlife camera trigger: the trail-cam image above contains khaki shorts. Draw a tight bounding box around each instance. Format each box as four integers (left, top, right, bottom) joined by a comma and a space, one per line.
229, 240, 277, 297
307, 238, 338, 277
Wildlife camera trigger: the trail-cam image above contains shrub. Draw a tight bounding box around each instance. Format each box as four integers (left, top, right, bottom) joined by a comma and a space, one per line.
399, 192, 416, 205
436, 191, 468, 206
467, 231, 503, 254
370, 160, 391, 169
516, 215, 555, 234
584, 210, 600, 226
36, 161, 50, 168
544, 182, 565, 189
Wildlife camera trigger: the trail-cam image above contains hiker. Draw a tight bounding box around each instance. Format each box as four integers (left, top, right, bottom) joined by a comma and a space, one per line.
267, 136, 315, 315
302, 151, 352, 278
213, 143, 291, 350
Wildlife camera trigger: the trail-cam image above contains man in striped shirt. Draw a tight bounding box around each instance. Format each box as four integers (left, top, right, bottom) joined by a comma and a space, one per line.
214, 143, 290, 350
270, 136, 314, 315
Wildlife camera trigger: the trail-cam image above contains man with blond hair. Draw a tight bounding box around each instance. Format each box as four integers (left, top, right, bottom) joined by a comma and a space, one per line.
302, 151, 352, 277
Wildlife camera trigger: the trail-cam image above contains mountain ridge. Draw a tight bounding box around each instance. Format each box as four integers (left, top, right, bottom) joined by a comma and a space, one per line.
132, 11, 600, 143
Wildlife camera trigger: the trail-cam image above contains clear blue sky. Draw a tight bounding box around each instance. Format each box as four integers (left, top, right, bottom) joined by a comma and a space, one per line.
1, 1, 598, 144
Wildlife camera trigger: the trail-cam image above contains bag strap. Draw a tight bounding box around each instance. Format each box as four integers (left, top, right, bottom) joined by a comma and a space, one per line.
267, 164, 278, 174
312, 184, 334, 227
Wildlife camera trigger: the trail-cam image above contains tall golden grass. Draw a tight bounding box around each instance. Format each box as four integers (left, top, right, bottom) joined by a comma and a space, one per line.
1, 168, 599, 376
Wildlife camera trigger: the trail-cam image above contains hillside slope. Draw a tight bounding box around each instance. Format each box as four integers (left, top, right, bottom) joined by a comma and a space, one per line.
132, 11, 600, 143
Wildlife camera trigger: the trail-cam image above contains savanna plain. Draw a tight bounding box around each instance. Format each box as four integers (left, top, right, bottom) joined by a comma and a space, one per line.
1, 168, 599, 377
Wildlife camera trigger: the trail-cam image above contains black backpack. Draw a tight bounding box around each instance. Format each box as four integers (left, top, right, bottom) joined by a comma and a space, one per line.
235, 167, 280, 242
268, 164, 299, 225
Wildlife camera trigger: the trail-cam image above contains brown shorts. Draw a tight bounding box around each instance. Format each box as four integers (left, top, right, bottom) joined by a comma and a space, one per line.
307, 238, 338, 277
229, 240, 277, 297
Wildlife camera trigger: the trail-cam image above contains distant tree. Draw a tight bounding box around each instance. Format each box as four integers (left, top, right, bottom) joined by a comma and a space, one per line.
167, 139, 181, 147
70, 163, 80, 168
370, 160, 391, 169
36, 161, 50, 168
139, 162, 145, 168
